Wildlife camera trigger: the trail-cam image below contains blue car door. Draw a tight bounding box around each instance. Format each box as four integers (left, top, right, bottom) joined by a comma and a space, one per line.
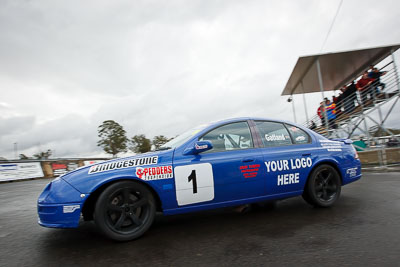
172, 121, 266, 208
251, 120, 315, 196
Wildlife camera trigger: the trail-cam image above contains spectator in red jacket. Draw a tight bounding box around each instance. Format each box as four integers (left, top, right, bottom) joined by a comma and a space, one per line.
317, 102, 326, 127
356, 72, 375, 105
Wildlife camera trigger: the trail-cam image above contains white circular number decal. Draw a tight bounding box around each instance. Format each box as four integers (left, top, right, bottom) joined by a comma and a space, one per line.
174, 163, 214, 206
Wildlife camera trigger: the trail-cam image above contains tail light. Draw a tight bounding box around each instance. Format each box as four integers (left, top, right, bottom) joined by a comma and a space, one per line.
351, 144, 359, 159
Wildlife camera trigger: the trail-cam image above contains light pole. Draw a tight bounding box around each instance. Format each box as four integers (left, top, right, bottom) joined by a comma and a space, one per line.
287, 96, 297, 123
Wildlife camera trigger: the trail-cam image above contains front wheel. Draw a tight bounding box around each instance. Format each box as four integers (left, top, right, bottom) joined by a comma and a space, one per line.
94, 181, 156, 241
302, 164, 341, 207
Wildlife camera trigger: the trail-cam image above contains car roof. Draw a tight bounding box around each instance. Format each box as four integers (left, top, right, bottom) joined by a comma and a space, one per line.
197, 117, 311, 139
207, 117, 299, 127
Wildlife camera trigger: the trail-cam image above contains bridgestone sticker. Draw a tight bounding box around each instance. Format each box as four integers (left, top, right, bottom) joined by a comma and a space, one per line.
136, 166, 173, 180
88, 156, 158, 174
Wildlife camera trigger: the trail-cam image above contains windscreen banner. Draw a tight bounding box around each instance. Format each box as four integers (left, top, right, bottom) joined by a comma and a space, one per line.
84, 160, 104, 166
51, 163, 68, 177
0, 162, 44, 182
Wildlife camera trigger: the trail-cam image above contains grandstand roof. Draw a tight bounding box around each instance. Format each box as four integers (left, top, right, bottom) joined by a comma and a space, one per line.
281, 44, 400, 96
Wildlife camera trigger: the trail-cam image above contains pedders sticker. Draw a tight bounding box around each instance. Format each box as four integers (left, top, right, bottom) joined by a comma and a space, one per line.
239, 164, 260, 178
136, 165, 173, 180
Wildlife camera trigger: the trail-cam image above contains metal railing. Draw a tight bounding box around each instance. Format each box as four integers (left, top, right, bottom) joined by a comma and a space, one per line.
303, 61, 400, 144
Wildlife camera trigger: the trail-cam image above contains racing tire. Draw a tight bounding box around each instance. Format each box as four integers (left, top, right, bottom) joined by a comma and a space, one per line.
94, 180, 156, 241
302, 164, 341, 208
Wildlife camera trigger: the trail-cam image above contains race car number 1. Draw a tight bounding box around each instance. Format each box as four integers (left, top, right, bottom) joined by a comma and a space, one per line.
174, 163, 214, 206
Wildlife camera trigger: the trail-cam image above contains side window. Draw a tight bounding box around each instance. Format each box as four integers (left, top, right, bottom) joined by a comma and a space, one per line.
255, 121, 292, 147
286, 124, 310, 144
200, 122, 253, 152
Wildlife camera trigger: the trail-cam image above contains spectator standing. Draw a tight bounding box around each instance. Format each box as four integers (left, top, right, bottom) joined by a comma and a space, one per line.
345, 81, 357, 112
368, 65, 374, 73
368, 67, 387, 94
356, 72, 375, 105
333, 90, 342, 117
317, 102, 326, 127
309, 120, 317, 130
336, 86, 347, 114
325, 99, 337, 129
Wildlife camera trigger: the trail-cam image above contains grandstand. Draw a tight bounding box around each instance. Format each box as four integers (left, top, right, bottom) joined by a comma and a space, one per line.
282, 44, 400, 154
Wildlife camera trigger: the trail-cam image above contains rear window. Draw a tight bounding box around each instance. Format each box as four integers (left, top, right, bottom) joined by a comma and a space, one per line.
285, 124, 311, 144
254, 121, 292, 147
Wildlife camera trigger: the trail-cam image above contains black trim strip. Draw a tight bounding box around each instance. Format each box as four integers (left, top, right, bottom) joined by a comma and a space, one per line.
248, 119, 263, 148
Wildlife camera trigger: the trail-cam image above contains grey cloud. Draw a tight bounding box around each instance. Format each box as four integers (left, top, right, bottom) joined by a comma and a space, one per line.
0, 0, 399, 158
0, 114, 101, 158
0, 115, 35, 136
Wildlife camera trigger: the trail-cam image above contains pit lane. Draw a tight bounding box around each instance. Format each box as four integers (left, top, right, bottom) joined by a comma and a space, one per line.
0, 172, 399, 266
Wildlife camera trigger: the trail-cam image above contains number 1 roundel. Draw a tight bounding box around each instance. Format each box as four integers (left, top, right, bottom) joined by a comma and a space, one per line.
174, 163, 214, 206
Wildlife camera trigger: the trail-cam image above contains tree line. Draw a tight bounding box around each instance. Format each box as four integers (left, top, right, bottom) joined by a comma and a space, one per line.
15, 120, 172, 159
19, 149, 52, 160
97, 120, 172, 157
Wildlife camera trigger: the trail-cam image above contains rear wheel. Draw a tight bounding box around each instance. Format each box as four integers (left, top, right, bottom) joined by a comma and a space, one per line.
302, 164, 341, 207
94, 181, 156, 241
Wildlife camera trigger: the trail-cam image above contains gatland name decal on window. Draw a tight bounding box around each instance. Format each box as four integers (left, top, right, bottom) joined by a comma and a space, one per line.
265, 134, 286, 141
136, 166, 173, 180
88, 156, 158, 174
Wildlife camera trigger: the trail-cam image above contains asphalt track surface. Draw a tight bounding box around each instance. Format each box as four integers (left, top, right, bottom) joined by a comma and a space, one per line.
1, 172, 399, 267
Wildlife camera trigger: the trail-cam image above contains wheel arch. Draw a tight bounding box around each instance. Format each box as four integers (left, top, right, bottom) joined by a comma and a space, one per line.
81, 177, 163, 221
304, 159, 343, 190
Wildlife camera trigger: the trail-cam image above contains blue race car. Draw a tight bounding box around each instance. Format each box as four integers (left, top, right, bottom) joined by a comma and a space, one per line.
38, 117, 361, 241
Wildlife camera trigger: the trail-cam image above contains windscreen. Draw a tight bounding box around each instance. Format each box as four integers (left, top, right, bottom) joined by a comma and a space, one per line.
158, 124, 210, 151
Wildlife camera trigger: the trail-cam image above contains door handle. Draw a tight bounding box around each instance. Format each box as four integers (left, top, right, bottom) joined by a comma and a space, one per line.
242, 158, 255, 163
302, 153, 311, 157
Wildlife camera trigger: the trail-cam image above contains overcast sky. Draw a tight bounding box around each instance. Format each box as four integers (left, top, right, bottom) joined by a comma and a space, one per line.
1, 0, 400, 159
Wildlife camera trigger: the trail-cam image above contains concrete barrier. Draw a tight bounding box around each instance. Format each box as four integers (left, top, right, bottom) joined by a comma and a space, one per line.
358, 147, 400, 166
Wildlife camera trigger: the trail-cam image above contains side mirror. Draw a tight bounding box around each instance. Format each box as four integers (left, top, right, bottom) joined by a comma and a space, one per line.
183, 140, 213, 155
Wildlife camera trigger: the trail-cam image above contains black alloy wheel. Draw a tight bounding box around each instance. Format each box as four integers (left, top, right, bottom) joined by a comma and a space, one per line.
94, 181, 156, 241
302, 164, 341, 207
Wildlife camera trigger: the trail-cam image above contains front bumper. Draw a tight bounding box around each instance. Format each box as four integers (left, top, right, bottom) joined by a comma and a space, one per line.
38, 203, 81, 228
37, 177, 86, 228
